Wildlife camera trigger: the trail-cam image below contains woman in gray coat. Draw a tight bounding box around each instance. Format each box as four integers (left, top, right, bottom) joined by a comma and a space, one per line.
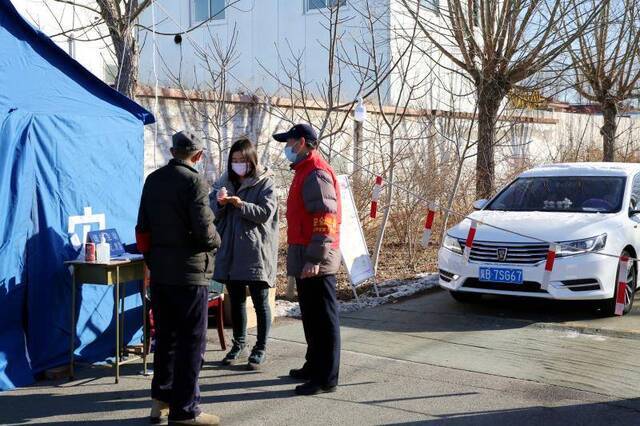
211, 138, 279, 369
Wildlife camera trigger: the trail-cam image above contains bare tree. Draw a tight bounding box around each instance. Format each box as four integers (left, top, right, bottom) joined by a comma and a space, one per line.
401, 0, 605, 198
565, 0, 640, 161
48, 0, 240, 99
49, 0, 153, 98
157, 25, 242, 182
262, 4, 353, 141
261, 1, 409, 162
356, 2, 428, 272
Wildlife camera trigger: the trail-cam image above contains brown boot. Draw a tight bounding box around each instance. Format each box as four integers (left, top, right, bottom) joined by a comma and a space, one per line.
168, 412, 221, 426
149, 399, 170, 424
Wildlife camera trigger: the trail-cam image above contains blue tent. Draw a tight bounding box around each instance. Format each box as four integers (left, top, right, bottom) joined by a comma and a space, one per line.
0, 0, 154, 390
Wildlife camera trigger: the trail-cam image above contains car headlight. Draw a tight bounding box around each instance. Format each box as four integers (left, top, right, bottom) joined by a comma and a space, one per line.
555, 234, 607, 257
443, 234, 463, 255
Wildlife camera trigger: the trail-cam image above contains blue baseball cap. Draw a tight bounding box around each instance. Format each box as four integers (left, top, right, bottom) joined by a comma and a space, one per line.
272, 123, 318, 145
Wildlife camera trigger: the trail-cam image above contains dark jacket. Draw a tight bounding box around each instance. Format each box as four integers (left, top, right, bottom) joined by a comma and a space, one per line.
210, 166, 279, 287
137, 159, 221, 286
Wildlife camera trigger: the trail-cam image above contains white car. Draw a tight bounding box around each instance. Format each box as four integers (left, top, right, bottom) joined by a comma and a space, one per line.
438, 162, 640, 316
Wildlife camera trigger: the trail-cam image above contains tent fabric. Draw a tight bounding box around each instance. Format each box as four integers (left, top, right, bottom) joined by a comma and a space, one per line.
0, 0, 154, 390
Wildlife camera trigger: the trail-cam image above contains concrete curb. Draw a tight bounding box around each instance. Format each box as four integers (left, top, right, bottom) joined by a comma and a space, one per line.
530, 322, 640, 340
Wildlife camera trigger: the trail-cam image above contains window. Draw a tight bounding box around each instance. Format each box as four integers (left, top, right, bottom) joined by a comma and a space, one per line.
630, 173, 640, 211
305, 0, 346, 12
193, 0, 226, 23
486, 176, 627, 214
421, 0, 439, 14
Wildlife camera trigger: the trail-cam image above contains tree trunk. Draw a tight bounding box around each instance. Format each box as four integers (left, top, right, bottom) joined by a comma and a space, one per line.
601, 100, 618, 162
475, 81, 506, 199
113, 31, 139, 100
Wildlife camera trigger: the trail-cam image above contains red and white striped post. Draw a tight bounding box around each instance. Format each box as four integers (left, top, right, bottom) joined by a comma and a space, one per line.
420, 208, 436, 248
463, 220, 478, 262
370, 176, 383, 218
615, 256, 631, 316
541, 244, 558, 290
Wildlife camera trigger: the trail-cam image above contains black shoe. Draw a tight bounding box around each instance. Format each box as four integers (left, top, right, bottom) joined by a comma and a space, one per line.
221, 340, 248, 366
295, 381, 337, 396
247, 347, 266, 371
289, 367, 311, 381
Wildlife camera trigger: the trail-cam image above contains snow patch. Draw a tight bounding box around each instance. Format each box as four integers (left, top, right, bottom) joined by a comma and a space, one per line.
275, 273, 439, 318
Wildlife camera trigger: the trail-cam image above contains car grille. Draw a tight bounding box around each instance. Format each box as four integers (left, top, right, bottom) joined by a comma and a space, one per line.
561, 279, 601, 292
439, 269, 455, 283
462, 278, 547, 293
460, 240, 549, 265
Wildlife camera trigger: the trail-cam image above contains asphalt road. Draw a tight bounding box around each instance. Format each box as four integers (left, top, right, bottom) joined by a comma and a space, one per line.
2, 289, 640, 425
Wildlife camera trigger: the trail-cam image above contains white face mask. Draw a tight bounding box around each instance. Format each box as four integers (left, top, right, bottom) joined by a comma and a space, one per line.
195, 159, 205, 174
231, 162, 249, 177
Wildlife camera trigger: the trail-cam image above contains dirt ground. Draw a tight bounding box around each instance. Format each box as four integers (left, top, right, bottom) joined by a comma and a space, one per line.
274, 236, 440, 301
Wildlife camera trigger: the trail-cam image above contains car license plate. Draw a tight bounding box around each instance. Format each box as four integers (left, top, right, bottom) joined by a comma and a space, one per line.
479, 267, 523, 284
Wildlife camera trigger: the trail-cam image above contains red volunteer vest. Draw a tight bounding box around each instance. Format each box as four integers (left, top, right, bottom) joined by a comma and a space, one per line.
286, 151, 341, 248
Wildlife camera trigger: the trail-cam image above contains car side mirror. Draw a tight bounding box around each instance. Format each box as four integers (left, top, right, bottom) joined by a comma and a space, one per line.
629, 209, 640, 217
473, 199, 488, 210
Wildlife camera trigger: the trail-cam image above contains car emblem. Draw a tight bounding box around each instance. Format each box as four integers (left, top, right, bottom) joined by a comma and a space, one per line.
497, 248, 508, 261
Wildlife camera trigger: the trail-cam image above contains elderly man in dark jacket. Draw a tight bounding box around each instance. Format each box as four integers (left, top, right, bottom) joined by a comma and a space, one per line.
136, 131, 221, 426
273, 124, 342, 396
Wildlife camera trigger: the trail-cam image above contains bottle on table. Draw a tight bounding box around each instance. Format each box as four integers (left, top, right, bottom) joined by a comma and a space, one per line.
96, 234, 111, 263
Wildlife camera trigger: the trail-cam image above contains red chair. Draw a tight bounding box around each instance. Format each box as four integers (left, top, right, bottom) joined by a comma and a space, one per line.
207, 290, 226, 351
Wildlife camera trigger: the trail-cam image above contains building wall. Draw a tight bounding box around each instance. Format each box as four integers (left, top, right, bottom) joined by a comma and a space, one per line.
137, 1, 412, 105
136, 89, 356, 185
137, 0, 475, 113
11, 0, 115, 83
136, 89, 640, 200
387, 0, 476, 113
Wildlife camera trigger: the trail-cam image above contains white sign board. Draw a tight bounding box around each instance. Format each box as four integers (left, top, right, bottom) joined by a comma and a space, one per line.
338, 175, 375, 286
68, 206, 106, 249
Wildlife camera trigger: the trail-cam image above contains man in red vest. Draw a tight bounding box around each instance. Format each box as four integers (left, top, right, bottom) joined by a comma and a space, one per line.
273, 124, 342, 396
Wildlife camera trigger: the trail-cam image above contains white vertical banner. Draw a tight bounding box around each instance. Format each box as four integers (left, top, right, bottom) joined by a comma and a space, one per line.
337, 175, 376, 292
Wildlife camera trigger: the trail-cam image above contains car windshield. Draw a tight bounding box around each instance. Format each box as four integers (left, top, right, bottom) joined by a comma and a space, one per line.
486, 176, 626, 213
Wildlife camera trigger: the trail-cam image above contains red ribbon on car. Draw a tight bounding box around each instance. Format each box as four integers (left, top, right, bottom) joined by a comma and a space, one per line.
370, 176, 383, 218
615, 255, 630, 316
420, 208, 436, 248
463, 220, 477, 262
541, 244, 558, 290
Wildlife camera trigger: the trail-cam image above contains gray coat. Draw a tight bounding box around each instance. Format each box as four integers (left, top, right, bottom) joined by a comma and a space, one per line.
210, 167, 279, 286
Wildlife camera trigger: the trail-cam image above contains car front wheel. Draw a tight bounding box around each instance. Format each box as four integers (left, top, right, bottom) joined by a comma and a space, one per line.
598, 250, 637, 317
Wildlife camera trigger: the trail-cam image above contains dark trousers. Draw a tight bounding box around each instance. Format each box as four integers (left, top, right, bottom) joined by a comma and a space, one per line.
151, 284, 208, 421
227, 281, 272, 350
296, 275, 340, 387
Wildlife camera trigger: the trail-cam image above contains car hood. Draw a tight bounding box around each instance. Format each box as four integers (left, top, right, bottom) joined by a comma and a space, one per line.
448, 210, 621, 243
